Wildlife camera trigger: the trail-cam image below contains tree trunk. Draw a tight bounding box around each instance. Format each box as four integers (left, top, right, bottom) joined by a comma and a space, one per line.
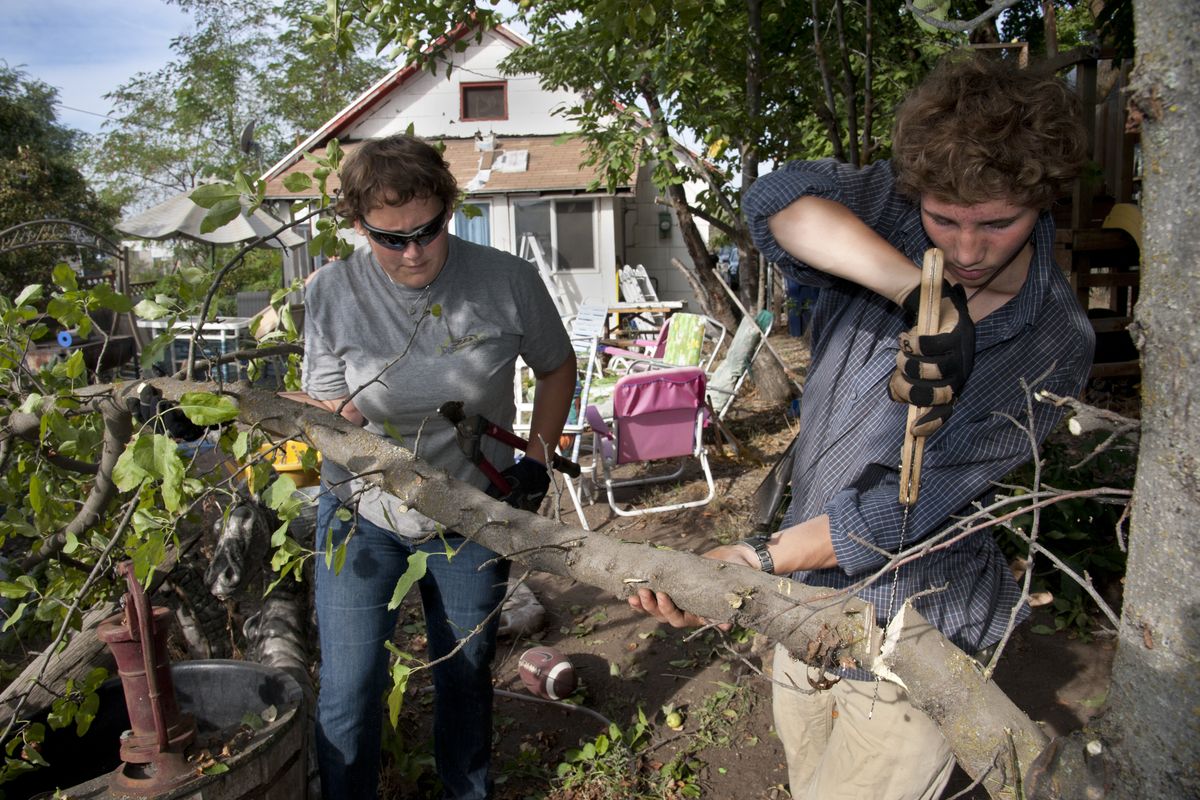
1098, 1, 1200, 795
661, 179, 736, 327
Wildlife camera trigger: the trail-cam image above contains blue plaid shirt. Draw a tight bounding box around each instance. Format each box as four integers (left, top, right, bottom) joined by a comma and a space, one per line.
745, 159, 1095, 667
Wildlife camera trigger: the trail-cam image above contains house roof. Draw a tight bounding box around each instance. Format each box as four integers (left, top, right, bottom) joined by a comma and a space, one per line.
262, 135, 630, 200
261, 22, 528, 187
260, 21, 633, 200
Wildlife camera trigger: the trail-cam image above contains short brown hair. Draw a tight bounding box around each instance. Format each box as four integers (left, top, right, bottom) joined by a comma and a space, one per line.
335, 134, 458, 220
891, 54, 1087, 209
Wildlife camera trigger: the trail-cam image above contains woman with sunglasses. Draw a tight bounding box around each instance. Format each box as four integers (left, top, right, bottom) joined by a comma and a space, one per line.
299, 133, 576, 800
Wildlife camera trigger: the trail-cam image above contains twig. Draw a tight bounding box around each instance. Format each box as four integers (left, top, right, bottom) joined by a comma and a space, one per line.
997, 520, 1121, 630
989, 377, 1047, 674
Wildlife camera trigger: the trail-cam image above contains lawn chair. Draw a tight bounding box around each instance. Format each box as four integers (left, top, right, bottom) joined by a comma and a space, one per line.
704, 309, 774, 456
603, 312, 727, 375
619, 265, 659, 304
706, 309, 774, 419
617, 265, 665, 335
584, 367, 715, 517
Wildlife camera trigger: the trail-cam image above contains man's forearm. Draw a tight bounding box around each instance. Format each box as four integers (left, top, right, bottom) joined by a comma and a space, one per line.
768, 196, 921, 305
761, 514, 838, 573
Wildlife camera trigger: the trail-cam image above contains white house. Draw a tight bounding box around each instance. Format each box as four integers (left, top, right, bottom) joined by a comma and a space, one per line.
260, 23, 705, 313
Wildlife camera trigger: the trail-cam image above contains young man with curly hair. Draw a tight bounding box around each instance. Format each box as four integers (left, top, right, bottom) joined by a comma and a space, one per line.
631, 54, 1093, 799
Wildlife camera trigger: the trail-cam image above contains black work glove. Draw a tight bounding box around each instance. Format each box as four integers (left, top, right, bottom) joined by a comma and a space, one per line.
486, 456, 551, 512
888, 281, 975, 436
127, 383, 208, 442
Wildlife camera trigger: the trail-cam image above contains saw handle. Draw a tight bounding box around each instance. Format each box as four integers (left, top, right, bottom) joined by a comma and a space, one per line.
898, 248, 944, 506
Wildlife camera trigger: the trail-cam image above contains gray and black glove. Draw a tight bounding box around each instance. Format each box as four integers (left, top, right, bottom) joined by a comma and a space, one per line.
486, 456, 551, 512
888, 281, 975, 436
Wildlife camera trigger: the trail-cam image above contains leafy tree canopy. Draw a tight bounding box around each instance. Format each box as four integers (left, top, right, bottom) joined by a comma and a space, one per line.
87, 0, 388, 215
0, 64, 118, 296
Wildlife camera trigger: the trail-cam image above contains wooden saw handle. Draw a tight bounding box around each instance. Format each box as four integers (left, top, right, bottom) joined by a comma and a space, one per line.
899, 248, 944, 506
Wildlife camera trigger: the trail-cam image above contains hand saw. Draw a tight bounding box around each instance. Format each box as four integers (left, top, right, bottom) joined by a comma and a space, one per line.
898, 247, 944, 506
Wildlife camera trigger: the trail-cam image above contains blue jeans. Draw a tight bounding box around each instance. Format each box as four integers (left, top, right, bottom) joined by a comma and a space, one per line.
314, 490, 509, 799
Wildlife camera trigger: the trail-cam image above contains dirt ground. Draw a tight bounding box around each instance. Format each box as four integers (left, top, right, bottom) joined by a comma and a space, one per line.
381, 333, 1120, 800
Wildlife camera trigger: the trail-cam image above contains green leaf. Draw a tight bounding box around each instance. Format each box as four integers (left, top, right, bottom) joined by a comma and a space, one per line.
190, 183, 241, 209
18, 393, 44, 414
52, 262, 78, 291
91, 282, 134, 313
386, 663, 411, 726
1030, 624, 1056, 635
241, 711, 267, 730
28, 474, 44, 514
112, 434, 186, 512
910, 0, 951, 34
203, 763, 231, 775
63, 349, 85, 379
76, 691, 100, 736
177, 392, 239, 425
232, 431, 250, 460
262, 474, 299, 513
0, 582, 32, 600
200, 198, 243, 234
4, 602, 29, 631
14, 284, 43, 307
283, 172, 313, 192
133, 298, 171, 321
387, 551, 429, 610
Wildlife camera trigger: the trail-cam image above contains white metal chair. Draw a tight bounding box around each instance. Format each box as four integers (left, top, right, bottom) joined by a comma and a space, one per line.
513, 304, 608, 528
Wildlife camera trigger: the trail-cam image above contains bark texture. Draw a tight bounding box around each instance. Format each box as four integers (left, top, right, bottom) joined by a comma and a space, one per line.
1100, 1, 1200, 795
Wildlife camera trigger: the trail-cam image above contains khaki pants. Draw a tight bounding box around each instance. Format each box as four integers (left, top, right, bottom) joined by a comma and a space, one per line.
772, 644, 955, 800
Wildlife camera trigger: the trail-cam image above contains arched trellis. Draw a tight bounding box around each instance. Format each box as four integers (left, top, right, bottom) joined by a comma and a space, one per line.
0, 218, 145, 360
0, 218, 128, 287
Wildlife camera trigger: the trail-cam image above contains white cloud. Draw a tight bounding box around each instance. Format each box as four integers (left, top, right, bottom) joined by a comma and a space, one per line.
0, 0, 192, 133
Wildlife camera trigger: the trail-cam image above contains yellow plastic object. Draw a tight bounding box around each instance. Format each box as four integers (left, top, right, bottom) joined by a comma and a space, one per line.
1102, 202, 1143, 255
254, 440, 322, 488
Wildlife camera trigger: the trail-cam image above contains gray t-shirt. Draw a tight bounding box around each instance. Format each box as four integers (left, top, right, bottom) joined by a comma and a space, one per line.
302, 235, 573, 535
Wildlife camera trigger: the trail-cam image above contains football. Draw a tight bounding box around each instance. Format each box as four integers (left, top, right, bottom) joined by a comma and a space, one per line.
518, 646, 577, 700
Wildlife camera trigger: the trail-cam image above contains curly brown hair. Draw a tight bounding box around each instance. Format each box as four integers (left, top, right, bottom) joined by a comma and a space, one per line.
335, 134, 458, 221
891, 53, 1087, 209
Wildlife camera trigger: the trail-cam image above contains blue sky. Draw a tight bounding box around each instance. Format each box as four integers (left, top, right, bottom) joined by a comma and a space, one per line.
1, 0, 193, 134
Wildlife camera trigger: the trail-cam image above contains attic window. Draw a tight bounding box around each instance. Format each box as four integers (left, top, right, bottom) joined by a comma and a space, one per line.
461, 82, 507, 121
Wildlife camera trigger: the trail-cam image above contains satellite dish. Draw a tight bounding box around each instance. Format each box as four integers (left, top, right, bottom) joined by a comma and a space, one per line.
238, 120, 259, 155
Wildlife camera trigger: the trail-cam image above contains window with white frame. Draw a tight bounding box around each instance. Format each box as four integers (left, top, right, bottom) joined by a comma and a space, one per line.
514, 198, 596, 272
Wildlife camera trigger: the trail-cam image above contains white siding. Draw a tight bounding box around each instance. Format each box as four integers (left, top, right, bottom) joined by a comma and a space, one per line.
621, 164, 706, 306
349, 31, 581, 140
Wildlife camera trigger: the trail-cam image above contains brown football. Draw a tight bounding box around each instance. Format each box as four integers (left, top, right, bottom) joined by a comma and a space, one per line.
518, 646, 577, 700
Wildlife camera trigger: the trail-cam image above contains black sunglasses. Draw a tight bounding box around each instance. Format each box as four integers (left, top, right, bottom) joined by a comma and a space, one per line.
360, 209, 447, 251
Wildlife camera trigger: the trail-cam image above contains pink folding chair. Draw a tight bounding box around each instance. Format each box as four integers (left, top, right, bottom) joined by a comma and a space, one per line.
584, 367, 715, 517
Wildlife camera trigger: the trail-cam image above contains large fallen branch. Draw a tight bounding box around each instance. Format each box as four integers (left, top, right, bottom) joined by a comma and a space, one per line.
188, 379, 1045, 797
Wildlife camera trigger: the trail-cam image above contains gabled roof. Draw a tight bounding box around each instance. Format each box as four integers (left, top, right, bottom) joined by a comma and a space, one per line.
260, 22, 530, 187
263, 135, 627, 200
